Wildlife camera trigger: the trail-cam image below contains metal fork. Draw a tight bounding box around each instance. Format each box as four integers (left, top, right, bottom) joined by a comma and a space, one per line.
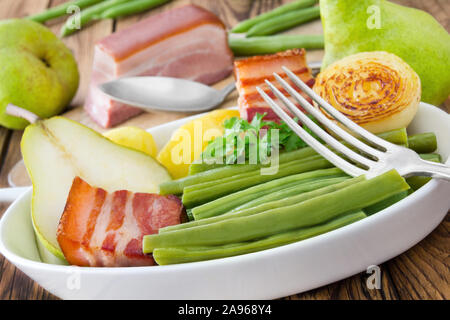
256, 66, 450, 180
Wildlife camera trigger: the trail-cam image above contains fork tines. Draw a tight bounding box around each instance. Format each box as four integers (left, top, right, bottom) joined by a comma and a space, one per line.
256, 67, 400, 178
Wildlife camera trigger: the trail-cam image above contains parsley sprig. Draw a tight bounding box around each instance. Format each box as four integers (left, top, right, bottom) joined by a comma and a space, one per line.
201, 113, 321, 165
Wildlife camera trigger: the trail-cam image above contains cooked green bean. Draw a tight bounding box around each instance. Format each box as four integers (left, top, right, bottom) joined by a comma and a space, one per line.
161, 175, 359, 233
160, 163, 261, 195
188, 128, 409, 175
246, 6, 320, 37
186, 209, 194, 221
231, 0, 317, 33
363, 191, 409, 216
188, 162, 225, 175
229, 34, 324, 56
60, 0, 128, 37
28, 0, 104, 23
100, 0, 169, 19
405, 152, 441, 191
182, 155, 332, 208
143, 170, 409, 252
191, 168, 346, 220
153, 211, 366, 265
405, 176, 431, 191
419, 153, 441, 162
407, 132, 437, 153
377, 128, 408, 147
229, 176, 350, 213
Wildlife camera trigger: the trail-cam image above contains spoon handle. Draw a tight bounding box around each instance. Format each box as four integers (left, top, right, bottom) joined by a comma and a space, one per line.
220, 82, 237, 100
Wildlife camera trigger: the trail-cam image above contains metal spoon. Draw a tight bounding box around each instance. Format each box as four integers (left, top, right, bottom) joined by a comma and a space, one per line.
99, 77, 237, 113
98, 62, 322, 113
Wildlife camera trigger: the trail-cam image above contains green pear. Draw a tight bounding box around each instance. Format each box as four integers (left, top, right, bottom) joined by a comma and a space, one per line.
320, 0, 450, 106
0, 19, 79, 129
21, 116, 171, 261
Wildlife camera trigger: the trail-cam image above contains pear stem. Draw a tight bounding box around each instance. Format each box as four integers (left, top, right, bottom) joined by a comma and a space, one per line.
6, 104, 40, 124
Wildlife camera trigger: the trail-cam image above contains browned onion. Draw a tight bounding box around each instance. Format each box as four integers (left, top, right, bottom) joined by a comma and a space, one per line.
313, 51, 421, 133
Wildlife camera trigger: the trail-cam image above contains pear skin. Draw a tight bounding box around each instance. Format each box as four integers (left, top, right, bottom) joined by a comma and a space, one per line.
320, 0, 450, 105
0, 19, 79, 129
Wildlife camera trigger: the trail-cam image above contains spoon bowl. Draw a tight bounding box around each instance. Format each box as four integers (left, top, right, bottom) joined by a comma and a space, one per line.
99, 77, 236, 113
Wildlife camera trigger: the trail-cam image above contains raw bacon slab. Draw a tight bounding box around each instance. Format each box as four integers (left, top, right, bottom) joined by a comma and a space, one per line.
57, 177, 184, 267
234, 49, 315, 122
85, 4, 234, 128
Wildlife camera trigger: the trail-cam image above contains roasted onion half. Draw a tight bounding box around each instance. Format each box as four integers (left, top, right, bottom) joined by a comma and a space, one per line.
314, 51, 421, 133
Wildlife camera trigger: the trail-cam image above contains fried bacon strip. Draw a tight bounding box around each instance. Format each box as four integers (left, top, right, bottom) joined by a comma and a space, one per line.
234, 49, 315, 122
57, 177, 184, 267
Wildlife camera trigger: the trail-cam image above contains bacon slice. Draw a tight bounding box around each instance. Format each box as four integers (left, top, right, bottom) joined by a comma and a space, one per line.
234, 49, 315, 122
85, 4, 234, 128
57, 177, 184, 267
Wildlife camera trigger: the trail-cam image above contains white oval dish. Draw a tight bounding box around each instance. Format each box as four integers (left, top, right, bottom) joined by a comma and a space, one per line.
0, 102, 449, 300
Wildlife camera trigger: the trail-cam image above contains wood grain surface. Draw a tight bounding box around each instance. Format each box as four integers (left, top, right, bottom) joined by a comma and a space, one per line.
0, 0, 448, 300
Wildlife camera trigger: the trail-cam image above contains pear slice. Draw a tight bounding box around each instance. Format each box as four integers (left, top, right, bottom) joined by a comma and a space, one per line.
21, 116, 171, 260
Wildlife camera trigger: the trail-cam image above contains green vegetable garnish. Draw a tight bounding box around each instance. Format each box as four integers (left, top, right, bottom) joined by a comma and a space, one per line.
201, 113, 321, 165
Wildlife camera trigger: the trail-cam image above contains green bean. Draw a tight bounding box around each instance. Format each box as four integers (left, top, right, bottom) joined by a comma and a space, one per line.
229, 176, 351, 213
153, 211, 366, 265
406, 176, 431, 191
246, 6, 320, 37
182, 155, 332, 208
143, 170, 409, 252
60, 0, 128, 37
405, 152, 441, 191
407, 133, 437, 153
27, 0, 104, 23
377, 128, 408, 147
229, 34, 324, 56
160, 175, 359, 233
188, 128, 409, 175
100, 0, 169, 19
160, 163, 261, 195
191, 168, 346, 220
231, 0, 318, 33
188, 162, 223, 175
363, 191, 409, 216
186, 209, 194, 221
419, 153, 441, 162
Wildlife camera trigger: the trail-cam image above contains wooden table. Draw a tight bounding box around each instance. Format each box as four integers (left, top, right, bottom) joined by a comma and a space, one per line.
0, 0, 448, 300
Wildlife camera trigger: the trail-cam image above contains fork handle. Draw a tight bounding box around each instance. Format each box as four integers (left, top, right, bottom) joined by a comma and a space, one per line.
410, 159, 450, 181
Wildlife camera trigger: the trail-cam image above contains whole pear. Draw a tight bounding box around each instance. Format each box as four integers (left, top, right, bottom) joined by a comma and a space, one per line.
0, 19, 79, 129
320, 0, 450, 105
